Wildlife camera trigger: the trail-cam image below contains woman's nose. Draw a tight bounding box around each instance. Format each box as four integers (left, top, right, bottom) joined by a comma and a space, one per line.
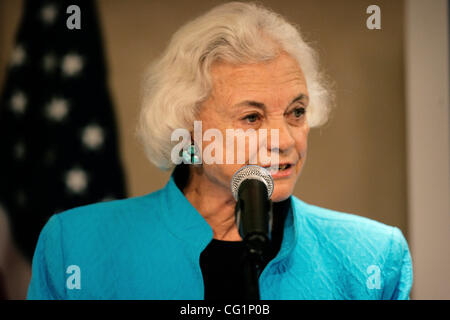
267, 122, 296, 155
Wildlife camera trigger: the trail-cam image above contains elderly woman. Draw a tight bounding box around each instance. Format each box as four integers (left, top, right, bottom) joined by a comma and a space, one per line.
27, 2, 412, 300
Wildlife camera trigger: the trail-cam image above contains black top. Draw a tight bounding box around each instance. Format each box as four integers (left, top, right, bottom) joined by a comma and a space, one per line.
200, 239, 248, 300
173, 164, 290, 300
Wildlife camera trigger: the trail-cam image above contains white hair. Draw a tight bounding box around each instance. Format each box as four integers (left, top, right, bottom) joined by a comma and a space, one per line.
137, 1, 333, 170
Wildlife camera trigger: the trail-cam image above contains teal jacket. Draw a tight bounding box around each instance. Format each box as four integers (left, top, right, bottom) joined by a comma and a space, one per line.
27, 175, 413, 299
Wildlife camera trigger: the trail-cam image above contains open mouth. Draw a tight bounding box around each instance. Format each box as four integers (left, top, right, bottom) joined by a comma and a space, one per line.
264, 163, 292, 172
278, 164, 291, 170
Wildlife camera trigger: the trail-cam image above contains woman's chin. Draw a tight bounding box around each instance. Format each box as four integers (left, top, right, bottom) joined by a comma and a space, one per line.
271, 181, 295, 202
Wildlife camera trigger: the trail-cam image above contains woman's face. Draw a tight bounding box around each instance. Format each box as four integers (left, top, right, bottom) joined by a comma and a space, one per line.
197, 52, 310, 202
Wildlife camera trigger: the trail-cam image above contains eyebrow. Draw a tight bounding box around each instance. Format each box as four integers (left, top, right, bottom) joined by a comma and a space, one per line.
232, 93, 309, 111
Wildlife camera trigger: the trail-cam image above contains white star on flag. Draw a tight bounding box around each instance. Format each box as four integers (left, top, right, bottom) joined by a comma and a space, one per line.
62, 53, 84, 77
45, 97, 69, 121
10, 91, 27, 114
41, 4, 58, 25
82, 124, 105, 150
10, 45, 26, 67
65, 167, 88, 194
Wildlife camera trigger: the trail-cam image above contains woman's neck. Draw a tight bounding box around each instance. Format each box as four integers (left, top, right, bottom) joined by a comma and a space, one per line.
182, 166, 242, 241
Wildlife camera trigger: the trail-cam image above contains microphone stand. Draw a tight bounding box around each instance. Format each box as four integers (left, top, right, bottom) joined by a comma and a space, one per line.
235, 197, 273, 300
242, 234, 267, 300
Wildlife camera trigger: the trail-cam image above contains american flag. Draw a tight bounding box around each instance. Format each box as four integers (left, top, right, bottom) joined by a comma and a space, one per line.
0, 0, 127, 261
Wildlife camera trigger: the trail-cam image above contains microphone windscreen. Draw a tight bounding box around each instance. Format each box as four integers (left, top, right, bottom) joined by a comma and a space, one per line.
230, 165, 274, 201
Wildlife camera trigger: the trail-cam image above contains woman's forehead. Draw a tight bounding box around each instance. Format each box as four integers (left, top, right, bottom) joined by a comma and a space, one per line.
209, 54, 308, 108
211, 53, 305, 83
210, 54, 306, 93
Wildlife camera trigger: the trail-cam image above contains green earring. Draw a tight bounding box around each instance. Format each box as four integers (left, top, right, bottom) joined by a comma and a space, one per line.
181, 143, 201, 165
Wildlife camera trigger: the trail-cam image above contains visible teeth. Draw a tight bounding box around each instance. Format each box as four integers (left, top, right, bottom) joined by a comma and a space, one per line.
266, 166, 278, 172
265, 164, 289, 172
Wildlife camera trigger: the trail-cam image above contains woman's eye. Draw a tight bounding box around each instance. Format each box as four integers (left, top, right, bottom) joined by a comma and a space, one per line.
293, 107, 305, 118
242, 113, 261, 123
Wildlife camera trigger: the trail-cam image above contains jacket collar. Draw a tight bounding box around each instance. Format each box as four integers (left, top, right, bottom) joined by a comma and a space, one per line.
159, 168, 303, 266
161, 174, 213, 253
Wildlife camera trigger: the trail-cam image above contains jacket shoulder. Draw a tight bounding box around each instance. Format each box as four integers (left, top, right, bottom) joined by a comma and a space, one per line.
291, 197, 412, 299
292, 197, 396, 239
57, 188, 164, 226
28, 187, 169, 299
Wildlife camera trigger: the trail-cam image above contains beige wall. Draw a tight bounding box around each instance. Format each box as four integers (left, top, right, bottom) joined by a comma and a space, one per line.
0, 0, 408, 297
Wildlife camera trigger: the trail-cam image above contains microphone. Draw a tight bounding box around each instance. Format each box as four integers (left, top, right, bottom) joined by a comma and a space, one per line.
231, 165, 274, 255
231, 165, 274, 300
